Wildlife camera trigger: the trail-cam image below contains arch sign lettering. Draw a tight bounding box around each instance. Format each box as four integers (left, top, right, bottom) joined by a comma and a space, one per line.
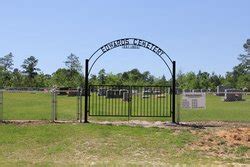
84, 38, 176, 123
101, 38, 164, 56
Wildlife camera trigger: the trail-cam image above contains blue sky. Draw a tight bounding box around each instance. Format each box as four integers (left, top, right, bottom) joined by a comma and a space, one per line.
0, 0, 249, 79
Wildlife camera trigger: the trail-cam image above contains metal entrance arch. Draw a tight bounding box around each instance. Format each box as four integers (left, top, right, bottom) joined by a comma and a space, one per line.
84, 38, 176, 123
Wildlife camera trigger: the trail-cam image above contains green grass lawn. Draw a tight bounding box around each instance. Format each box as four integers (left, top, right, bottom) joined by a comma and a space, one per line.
0, 123, 246, 166
1, 92, 250, 122
2, 92, 78, 120
0, 92, 249, 166
179, 94, 250, 122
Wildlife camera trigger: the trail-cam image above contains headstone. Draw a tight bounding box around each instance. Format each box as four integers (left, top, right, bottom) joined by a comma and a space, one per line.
142, 88, 152, 98
182, 92, 206, 109
201, 89, 207, 93
216, 85, 230, 96
142, 90, 151, 98
193, 89, 201, 93
98, 88, 107, 96
157, 94, 165, 98
81, 88, 90, 96
153, 89, 161, 95
106, 90, 121, 98
67, 88, 78, 96
123, 92, 130, 102
57, 87, 70, 95
183, 89, 192, 93
119, 89, 128, 97
176, 88, 182, 94
132, 90, 138, 95
224, 89, 243, 101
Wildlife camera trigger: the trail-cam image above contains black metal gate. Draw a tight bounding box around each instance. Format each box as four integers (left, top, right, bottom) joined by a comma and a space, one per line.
89, 85, 171, 117
84, 38, 176, 123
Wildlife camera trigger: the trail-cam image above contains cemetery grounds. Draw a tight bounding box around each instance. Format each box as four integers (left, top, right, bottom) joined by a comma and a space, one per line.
0, 91, 249, 166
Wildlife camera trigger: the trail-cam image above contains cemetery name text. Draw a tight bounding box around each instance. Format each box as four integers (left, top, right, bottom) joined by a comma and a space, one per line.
101, 38, 165, 56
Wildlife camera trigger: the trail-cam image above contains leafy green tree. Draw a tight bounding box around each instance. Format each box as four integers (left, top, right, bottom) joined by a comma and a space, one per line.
89, 74, 98, 85
64, 53, 82, 73
51, 68, 83, 88
98, 69, 106, 84
21, 56, 40, 87
129, 69, 142, 82
209, 72, 222, 91
121, 72, 129, 84
10, 68, 25, 87
21, 56, 40, 79
0, 69, 12, 87
0, 53, 14, 87
0, 52, 14, 71
197, 71, 210, 89
155, 75, 168, 86
106, 73, 122, 85
180, 72, 198, 89
176, 70, 185, 89
34, 73, 51, 87
51, 68, 68, 87
236, 74, 250, 90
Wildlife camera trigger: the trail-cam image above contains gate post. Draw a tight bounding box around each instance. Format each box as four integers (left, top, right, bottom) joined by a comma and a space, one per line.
79, 88, 83, 123
84, 59, 89, 123
0, 91, 3, 123
51, 89, 57, 122
172, 61, 176, 123
77, 88, 80, 121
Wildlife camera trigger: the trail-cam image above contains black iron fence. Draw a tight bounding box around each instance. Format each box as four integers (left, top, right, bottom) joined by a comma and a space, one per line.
89, 85, 171, 118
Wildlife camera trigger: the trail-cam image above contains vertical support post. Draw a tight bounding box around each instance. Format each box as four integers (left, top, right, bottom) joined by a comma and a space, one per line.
51, 90, 57, 122
51, 91, 54, 121
55, 92, 57, 120
176, 92, 180, 124
128, 86, 132, 121
79, 88, 82, 123
172, 61, 176, 123
77, 88, 80, 121
84, 59, 89, 123
51, 90, 55, 122
0, 91, 3, 123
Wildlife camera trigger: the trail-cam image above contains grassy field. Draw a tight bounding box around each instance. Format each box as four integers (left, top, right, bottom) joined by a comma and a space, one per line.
1, 92, 250, 122
0, 92, 249, 166
179, 94, 250, 122
0, 123, 248, 166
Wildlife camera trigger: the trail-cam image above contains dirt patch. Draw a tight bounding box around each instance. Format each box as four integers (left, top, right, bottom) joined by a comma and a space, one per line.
217, 128, 250, 147
93, 120, 250, 130
1, 120, 50, 125
0, 120, 78, 126
1, 120, 250, 129
190, 127, 250, 160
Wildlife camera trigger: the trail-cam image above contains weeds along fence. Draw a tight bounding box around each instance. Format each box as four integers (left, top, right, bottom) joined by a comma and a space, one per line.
0, 89, 83, 122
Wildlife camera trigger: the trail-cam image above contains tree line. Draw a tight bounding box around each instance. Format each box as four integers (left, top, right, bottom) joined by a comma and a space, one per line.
0, 53, 83, 88
0, 46, 249, 91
